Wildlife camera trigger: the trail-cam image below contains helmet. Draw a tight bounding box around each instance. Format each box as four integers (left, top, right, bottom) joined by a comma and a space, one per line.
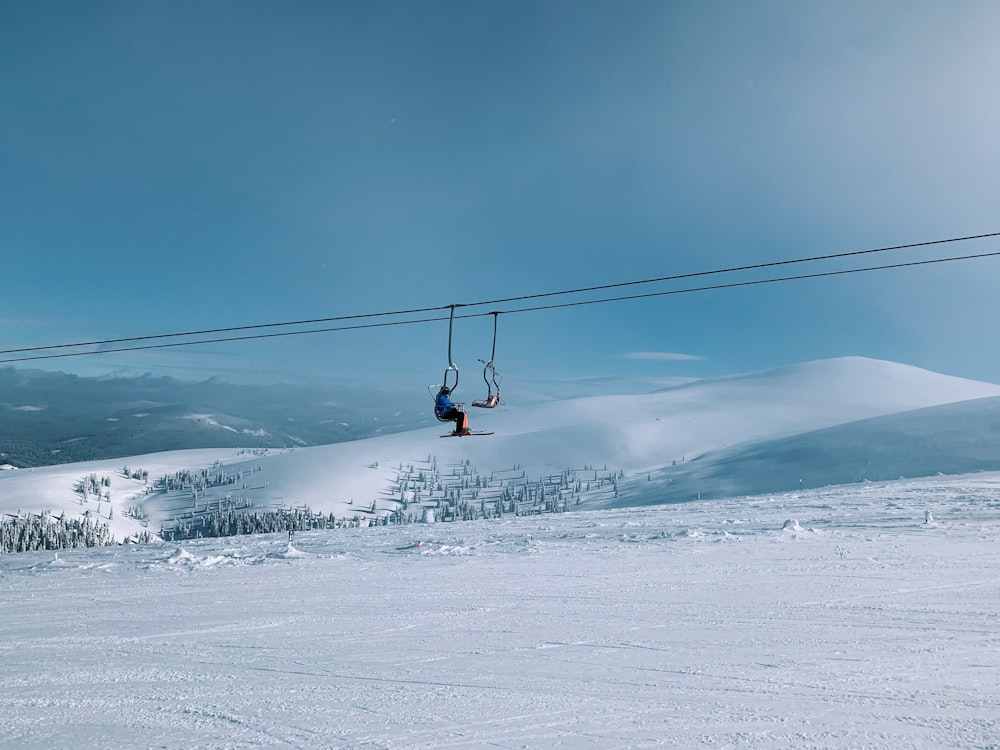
439, 386, 450, 395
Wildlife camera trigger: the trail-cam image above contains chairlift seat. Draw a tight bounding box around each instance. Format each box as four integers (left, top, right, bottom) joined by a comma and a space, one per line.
471, 394, 501, 409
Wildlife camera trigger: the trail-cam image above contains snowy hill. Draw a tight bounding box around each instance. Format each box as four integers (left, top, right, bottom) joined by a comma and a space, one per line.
618, 395, 1000, 505
3, 356, 1000, 544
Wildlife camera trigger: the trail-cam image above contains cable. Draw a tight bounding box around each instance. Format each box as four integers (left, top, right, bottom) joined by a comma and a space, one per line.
469, 231, 1000, 309
0, 316, 446, 363
0, 303, 449, 355
495, 249, 1000, 316
3, 248, 997, 365
3, 231, 998, 357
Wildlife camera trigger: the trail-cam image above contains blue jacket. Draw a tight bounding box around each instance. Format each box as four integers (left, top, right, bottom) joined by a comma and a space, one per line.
435, 390, 454, 417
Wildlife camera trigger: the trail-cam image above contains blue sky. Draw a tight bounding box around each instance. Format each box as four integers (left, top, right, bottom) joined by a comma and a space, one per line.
3, 0, 1000, 394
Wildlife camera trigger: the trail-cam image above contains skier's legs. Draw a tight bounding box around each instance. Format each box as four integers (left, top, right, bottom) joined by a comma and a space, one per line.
447, 408, 469, 433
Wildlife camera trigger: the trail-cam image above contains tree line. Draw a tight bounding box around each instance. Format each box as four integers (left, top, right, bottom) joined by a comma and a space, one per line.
0, 511, 153, 554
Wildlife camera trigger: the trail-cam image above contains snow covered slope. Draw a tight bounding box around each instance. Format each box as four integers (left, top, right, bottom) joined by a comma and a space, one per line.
2, 473, 1000, 748
498, 355, 1000, 473
618, 395, 1000, 505
2, 357, 1000, 538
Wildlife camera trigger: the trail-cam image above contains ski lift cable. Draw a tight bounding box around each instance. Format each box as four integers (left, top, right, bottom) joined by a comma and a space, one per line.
468, 231, 1000, 311
1, 248, 999, 365
0, 302, 452, 356
2, 231, 997, 357
489, 249, 1000, 317
0, 315, 447, 363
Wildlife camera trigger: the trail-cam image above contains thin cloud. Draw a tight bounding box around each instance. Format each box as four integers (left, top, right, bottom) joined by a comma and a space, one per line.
616, 352, 702, 362
0, 317, 50, 327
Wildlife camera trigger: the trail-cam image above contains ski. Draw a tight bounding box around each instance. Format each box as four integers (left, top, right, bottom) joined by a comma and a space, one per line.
440, 431, 494, 438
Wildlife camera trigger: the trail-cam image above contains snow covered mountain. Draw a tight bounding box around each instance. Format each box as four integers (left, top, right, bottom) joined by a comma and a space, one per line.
2, 356, 1000, 544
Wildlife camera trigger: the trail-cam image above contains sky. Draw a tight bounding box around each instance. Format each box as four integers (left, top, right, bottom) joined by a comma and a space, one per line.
3, 0, 1000, 393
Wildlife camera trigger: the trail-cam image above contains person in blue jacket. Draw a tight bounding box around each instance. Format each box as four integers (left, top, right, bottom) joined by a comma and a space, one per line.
435, 386, 471, 435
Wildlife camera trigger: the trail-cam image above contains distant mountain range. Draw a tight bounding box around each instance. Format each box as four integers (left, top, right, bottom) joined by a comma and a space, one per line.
0, 367, 432, 467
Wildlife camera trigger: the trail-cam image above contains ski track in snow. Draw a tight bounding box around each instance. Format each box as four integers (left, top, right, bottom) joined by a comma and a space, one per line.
1, 475, 999, 749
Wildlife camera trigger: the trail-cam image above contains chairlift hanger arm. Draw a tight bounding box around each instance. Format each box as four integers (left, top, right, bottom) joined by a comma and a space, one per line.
446, 304, 457, 369
487, 311, 498, 363
471, 312, 502, 409
443, 363, 459, 392
442, 304, 460, 391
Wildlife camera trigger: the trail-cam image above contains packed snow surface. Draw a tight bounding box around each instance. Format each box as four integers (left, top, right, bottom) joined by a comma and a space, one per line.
2, 472, 999, 749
